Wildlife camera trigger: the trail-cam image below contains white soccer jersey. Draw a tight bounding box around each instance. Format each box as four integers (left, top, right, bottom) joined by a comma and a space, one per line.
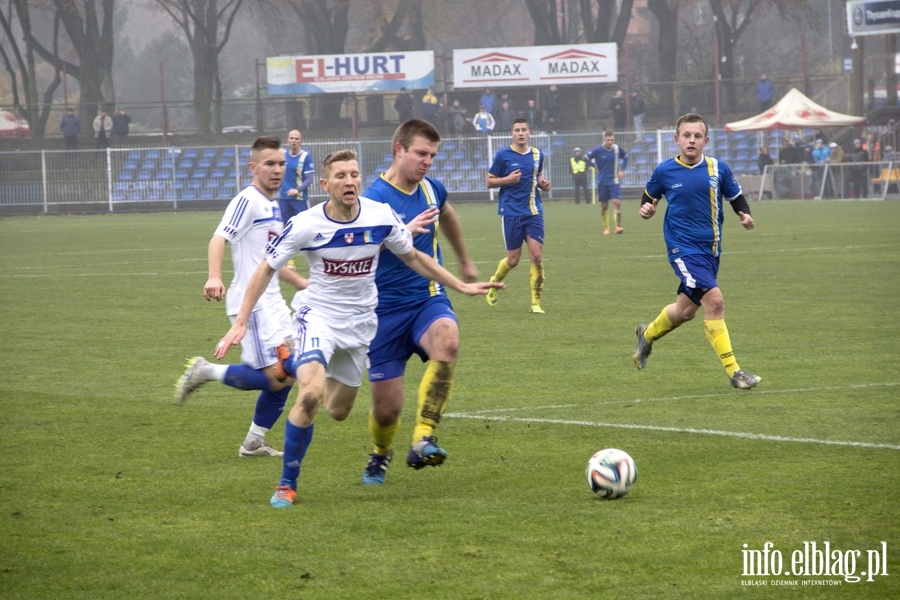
265, 197, 414, 320
213, 185, 285, 316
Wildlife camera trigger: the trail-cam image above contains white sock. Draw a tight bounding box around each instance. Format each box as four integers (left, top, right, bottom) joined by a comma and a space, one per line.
208, 364, 228, 381
243, 423, 269, 448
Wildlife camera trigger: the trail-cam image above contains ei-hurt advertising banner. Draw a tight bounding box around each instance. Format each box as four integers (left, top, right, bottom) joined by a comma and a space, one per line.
452, 43, 618, 89
267, 51, 435, 95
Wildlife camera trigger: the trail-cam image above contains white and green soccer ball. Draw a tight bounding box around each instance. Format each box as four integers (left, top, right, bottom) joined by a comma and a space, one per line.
586, 448, 637, 500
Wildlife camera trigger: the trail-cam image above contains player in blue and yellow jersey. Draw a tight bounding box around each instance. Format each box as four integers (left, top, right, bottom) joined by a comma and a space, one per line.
634, 113, 761, 390
360, 119, 482, 484
485, 118, 552, 313
280, 130, 315, 270
587, 131, 628, 234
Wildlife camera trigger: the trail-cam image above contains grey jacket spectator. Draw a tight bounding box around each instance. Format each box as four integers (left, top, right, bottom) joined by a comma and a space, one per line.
60, 108, 81, 149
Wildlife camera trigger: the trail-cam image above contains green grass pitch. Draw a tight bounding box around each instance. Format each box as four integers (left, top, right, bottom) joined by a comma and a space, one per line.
1, 198, 898, 599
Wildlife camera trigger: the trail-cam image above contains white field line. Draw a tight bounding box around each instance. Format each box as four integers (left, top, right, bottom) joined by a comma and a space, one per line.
446, 382, 900, 451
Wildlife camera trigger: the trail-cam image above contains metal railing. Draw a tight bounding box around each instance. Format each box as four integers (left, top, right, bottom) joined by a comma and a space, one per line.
2, 130, 894, 214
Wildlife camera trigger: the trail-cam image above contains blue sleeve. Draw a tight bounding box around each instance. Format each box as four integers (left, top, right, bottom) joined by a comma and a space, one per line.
721, 163, 741, 200
620, 147, 629, 170
645, 166, 663, 200
488, 152, 504, 177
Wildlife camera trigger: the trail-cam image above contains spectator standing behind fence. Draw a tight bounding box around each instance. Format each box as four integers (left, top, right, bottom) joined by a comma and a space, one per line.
757, 146, 774, 174
847, 138, 869, 198
394, 88, 414, 123
112, 107, 131, 142
631, 90, 646, 133
479, 87, 496, 116
421, 87, 441, 127
473, 105, 495, 135
93, 109, 112, 150
496, 100, 516, 132
60, 108, 80, 150
825, 142, 844, 198
609, 89, 627, 129
811, 139, 830, 199
525, 99, 542, 133
756, 74, 775, 111
570, 147, 590, 205
544, 84, 560, 133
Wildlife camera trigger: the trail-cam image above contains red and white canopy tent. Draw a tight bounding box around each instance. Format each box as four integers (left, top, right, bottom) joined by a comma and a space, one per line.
725, 88, 866, 131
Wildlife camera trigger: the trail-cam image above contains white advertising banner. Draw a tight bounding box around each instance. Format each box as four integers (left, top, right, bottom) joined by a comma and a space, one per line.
453, 43, 618, 89
267, 51, 435, 95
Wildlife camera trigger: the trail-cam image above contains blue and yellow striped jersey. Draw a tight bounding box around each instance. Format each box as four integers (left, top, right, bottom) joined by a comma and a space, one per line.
363, 174, 446, 308
587, 143, 628, 185
489, 145, 545, 216
644, 155, 742, 260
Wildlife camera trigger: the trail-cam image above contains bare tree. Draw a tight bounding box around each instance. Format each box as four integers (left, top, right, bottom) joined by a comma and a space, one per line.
647, 0, 680, 116
153, 0, 245, 134
709, 0, 816, 110
579, 0, 635, 46
19, 0, 116, 124
0, 0, 64, 137
369, 0, 425, 52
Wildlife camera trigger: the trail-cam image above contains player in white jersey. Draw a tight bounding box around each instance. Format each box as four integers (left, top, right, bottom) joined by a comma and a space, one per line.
174, 136, 308, 457
213, 149, 503, 508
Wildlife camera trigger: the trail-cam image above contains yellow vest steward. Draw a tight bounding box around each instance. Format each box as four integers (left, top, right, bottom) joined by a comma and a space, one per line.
570, 157, 587, 174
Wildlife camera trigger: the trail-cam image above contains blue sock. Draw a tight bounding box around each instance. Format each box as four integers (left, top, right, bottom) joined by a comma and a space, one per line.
281, 421, 313, 490
223, 365, 270, 390
253, 386, 291, 430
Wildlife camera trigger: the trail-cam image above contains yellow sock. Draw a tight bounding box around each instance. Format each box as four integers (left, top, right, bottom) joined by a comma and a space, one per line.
704, 319, 740, 377
530, 263, 544, 306
369, 410, 400, 456
491, 257, 512, 283
602, 208, 609, 230
412, 360, 455, 441
644, 306, 675, 342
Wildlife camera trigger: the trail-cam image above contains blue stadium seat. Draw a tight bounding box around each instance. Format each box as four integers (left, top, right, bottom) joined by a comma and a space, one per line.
137, 170, 152, 181
156, 169, 172, 180
183, 149, 199, 159
180, 189, 198, 200
118, 170, 134, 181
202, 148, 217, 158
192, 169, 209, 179
215, 158, 232, 168
197, 158, 213, 169
122, 160, 138, 171
443, 141, 457, 151
210, 168, 225, 179
178, 158, 194, 169
175, 169, 189, 180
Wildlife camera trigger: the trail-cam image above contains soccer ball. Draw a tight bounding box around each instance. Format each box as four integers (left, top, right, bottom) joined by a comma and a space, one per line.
586, 448, 637, 499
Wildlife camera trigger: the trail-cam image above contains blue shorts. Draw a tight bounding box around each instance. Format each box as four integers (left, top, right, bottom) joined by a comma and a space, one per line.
279, 198, 309, 223
596, 184, 622, 202
670, 254, 720, 306
501, 214, 544, 251
367, 295, 457, 381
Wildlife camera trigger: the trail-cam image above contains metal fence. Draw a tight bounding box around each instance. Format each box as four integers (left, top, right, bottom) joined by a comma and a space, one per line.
2, 129, 896, 214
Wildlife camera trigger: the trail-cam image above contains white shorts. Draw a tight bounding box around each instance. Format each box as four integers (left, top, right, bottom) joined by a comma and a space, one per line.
293, 305, 378, 388
229, 301, 293, 370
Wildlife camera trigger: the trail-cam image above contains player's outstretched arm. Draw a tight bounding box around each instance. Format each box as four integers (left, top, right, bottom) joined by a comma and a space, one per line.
437, 203, 478, 281
214, 260, 277, 359
397, 249, 503, 296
